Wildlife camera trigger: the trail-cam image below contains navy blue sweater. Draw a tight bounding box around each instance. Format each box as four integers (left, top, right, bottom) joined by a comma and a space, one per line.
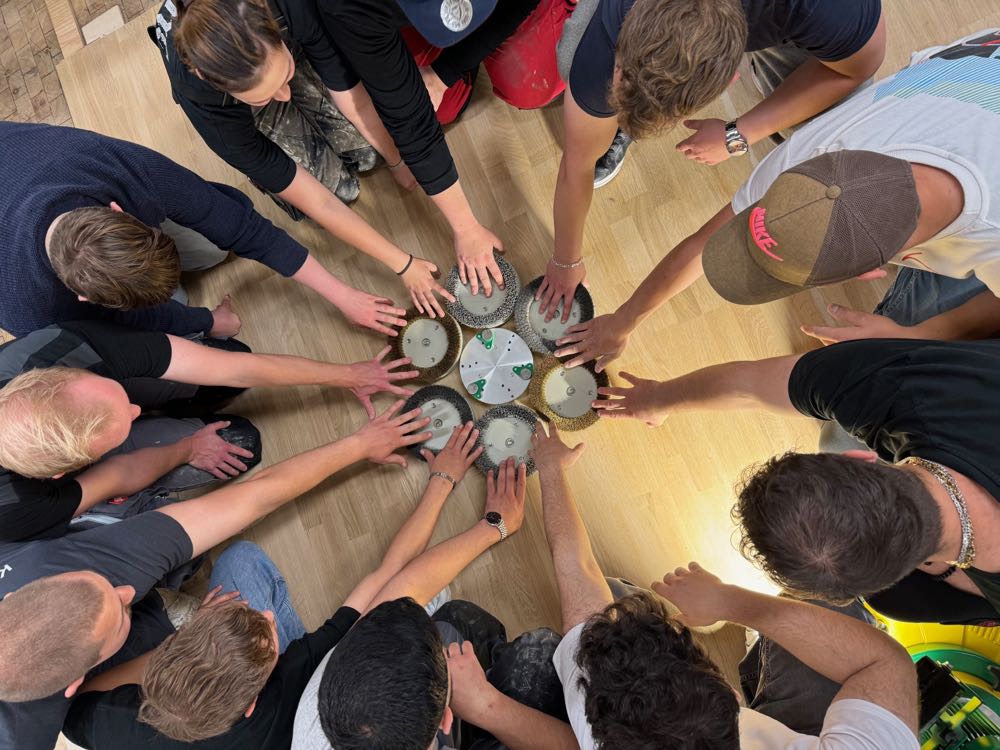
0, 122, 309, 337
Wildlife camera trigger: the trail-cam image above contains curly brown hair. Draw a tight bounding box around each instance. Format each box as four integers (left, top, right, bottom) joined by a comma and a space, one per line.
576, 592, 739, 750
610, 0, 747, 139
733, 452, 942, 604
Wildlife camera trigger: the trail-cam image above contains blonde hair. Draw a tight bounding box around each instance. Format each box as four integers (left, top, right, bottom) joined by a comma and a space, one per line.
48, 207, 180, 309
140, 604, 276, 742
611, 0, 747, 139
0, 367, 112, 478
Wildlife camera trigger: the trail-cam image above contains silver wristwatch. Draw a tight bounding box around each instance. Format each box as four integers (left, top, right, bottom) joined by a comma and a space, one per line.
724, 120, 749, 156
484, 511, 508, 541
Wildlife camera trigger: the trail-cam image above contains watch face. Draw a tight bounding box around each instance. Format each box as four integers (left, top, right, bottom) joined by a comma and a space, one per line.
726, 139, 749, 155
485, 511, 502, 524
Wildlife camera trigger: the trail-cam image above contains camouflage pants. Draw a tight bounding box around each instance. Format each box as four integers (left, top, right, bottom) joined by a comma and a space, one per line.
253, 51, 376, 217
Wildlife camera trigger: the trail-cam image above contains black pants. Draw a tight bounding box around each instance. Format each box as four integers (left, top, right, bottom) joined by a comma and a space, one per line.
432, 601, 568, 750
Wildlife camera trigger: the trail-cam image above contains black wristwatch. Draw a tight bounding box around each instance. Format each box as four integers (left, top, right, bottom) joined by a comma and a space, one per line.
724, 120, 749, 156
483, 511, 508, 541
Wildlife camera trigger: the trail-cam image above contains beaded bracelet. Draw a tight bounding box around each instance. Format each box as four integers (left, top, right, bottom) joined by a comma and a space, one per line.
430, 471, 456, 487
551, 257, 584, 269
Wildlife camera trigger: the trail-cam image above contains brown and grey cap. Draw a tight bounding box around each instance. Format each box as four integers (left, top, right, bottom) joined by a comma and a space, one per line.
703, 151, 920, 305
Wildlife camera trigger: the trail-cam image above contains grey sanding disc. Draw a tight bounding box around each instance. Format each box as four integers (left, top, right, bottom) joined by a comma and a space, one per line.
444, 252, 520, 328
514, 276, 595, 355
390, 310, 463, 383
474, 403, 537, 476
403, 385, 475, 459
460, 328, 533, 405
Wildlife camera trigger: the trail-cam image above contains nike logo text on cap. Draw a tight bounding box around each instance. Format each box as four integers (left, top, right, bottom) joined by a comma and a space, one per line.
749, 207, 783, 261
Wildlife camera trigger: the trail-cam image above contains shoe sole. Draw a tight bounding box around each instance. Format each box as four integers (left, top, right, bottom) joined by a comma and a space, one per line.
593, 149, 628, 189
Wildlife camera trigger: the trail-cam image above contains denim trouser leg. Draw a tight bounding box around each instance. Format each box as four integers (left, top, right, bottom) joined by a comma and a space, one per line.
209, 541, 306, 654
738, 599, 874, 736
818, 268, 988, 453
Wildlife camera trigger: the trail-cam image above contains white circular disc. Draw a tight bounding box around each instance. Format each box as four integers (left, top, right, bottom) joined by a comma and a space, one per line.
454, 282, 508, 317
401, 318, 451, 369
419, 397, 465, 452
481, 416, 534, 467
542, 366, 599, 418
460, 329, 533, 404
526, 295, 584, 343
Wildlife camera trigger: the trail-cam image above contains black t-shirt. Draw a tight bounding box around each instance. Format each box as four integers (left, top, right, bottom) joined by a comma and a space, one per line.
153, 0, 359, 194
0, 511, 193, 750
789, 338, 1000, 611
569, 0, 882, 117
64, 606, 361, 749
0, 321, 173, 543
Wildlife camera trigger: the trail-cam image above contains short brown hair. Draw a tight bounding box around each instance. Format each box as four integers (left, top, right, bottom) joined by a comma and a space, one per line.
577, 592, 739, 749
140, 604, 276, 742
175, 0, 284, 93
0, 367, 112, 477
734, 452, 942, 603
49, 207, 180, 309
0, 574, 105, 701
611, 0, 747, 138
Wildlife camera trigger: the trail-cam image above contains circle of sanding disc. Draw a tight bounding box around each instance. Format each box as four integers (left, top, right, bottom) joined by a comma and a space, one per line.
444, 252, 520, 328
514, 276, 595, 355
390, 310, 463, 383
526, 356, 608, 431
460, 329, 534, 405
402, 385, 474, 459
474, 404, 537, 476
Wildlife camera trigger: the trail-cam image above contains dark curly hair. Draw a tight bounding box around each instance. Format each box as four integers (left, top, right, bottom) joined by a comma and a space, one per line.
734, 452, 941, 604
611, 0, 747, 138
576, 592, 739, 749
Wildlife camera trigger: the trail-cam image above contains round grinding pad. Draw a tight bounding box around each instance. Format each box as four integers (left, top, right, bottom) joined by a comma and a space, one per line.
474, 404, 537, 476
444, 252, 520, 328
390, 309, 463, 383
402, 385, 474, 459
515, 276, 595, 355
527, 357, 608, 431
460, 329, 534, 405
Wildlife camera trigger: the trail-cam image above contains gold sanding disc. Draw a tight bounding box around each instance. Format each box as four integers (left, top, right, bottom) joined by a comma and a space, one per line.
527, 357, 608, 431
389, 309, 463, 383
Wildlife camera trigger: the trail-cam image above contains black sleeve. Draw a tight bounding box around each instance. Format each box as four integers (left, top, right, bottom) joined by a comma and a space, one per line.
0, 474, 82, 543
567, 7, 617, 118
59, 320, 173, 379
0, 511, 193, 600
278, 606, 361, 680
788, 0, 882, 62
0, 692, 69, 750
109, 300, 215, 337
322, 0, 459, 195
64, 687, 152, 750
176, 94, 299, 194
788, 339, 916, 439
287, 0, 360, 91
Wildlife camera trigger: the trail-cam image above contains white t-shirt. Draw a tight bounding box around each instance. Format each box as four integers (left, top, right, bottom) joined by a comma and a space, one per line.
552, 624, 919, 750
732, 29, 1000, 293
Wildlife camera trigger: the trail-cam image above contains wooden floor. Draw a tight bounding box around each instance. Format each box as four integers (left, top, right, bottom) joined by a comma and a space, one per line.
53, 0, 1000, 703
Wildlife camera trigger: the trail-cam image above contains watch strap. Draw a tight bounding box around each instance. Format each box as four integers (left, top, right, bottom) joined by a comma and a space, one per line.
484, 515, 508, 541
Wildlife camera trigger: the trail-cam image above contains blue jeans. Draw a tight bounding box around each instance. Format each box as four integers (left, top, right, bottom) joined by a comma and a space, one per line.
209, 541, 306, 654
818, 268, 987, 453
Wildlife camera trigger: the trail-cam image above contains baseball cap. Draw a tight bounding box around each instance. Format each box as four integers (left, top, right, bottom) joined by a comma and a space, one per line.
702, 151, 920, 305
395, 0, 498, 48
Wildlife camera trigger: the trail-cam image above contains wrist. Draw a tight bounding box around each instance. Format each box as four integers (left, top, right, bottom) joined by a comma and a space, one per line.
178, 436, 197, 465
478, 518, 505, 544
459, 683, 504, 725
429, 471, 457, 491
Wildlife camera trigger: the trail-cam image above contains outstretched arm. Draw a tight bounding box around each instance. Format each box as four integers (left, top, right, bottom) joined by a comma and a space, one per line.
75, 421, 254, 512
342, 422, 483, 613
592, 355, 802, 427
554, 203, 736, 370
655, 564, 918, 734
532, 425, 613, 632
363, 458, 527, 612
158, 402, 431, 557
163, 339, 417, 418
